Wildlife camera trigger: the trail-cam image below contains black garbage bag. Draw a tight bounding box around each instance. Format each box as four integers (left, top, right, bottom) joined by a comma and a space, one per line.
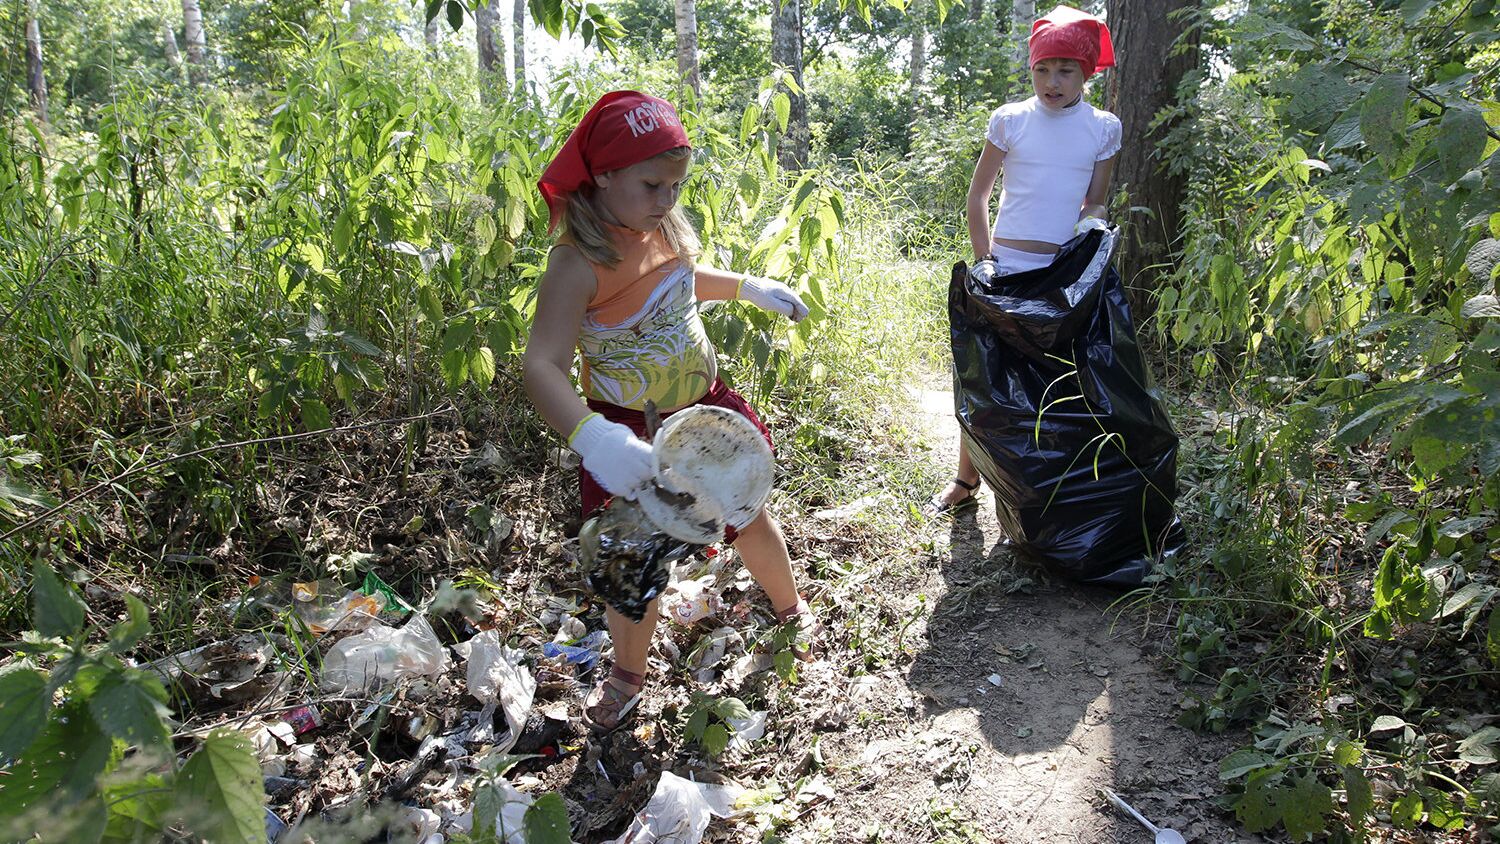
949, 227, 1183, 585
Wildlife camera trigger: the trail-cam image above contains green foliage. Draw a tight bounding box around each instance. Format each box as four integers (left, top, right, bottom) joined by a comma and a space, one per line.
1158, 0, 1500, 837
0, 559, 267, 843
680, 691, 752, 757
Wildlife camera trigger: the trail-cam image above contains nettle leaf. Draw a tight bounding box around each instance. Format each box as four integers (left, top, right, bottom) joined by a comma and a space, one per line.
174, 731, 265, 844
1232, 769, 1282, 832
0, 664, 50, 762
88, 671, 171, 748
1390, 790, 1424, 829
300, 399, 331, 432
1343, 767, 1374, 824
1458, 726, 1500, 765
32, 559, 86, 640
1437, 106, 1488, 183
1360, 73, 1410, 164
1282, 63, 1357, 131
1220, 748, 1277, 780
523, 793, 571, 844
102, 773, 173, 842
1280, 774, 1333, 840
700, 722, 729, 756
1465, 239, 1500, 286
106, 594, 151, 654
0, 700, 121, 811
1462, 294, 1500, 318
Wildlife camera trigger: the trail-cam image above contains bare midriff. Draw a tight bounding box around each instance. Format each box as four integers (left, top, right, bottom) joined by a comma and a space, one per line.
995, 237, 1060, 255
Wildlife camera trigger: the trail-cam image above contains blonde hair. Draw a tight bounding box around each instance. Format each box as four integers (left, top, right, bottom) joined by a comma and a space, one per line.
561, 147, 701, 268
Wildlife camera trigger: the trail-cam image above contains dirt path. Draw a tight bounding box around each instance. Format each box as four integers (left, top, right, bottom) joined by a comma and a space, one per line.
802, 378, 1259, 843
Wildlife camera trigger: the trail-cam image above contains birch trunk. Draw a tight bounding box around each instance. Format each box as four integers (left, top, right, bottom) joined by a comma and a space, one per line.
512, 0, 526, 88
770, 0, 808, 170
25, 0, 47, 125
182, 0, 208, 85
674, 0, 701, 99
1104, 0, 1200, 309
1010, 0, 1034, 97
476, 0, 501, 101
162, 19, 183, 72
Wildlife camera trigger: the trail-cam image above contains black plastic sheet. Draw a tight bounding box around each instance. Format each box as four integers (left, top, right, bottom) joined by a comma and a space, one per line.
948, 228, 1183, 585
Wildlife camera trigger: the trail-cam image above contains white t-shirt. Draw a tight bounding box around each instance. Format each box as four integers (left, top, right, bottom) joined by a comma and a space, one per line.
986, 96, 1122, 246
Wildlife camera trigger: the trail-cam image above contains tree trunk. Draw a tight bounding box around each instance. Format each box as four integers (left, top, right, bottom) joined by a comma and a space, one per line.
425, 15, 440, 50
182, 0, 208, 84
476, 0, 501, 100
770, 0, 808, 170
674, 0, 701, 99
25, 0, 47, 126
1010, 0, 1034, 97
512, 0, 526, 86
908, 2, 926, 127
162, 18, 183, 72
1104, 0, 1199, 310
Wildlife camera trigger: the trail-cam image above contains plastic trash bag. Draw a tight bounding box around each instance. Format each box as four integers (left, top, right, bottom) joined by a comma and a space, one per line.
452, 630, 536, 753
607, 772, 743, 844
320, 614, 448, 692
948, 227, 1183, 584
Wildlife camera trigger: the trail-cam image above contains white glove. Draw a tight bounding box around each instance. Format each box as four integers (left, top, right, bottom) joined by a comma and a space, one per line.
1074, 216, 1109, 235
569, 413, 655, 500
739, 276, 810, 322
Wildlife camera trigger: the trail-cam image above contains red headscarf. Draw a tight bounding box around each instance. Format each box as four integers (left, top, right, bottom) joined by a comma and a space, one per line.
537, 90, 692, 232
1028, 6, 1116, 78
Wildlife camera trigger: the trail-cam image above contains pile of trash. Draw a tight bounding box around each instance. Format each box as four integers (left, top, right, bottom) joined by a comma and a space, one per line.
146, 547, 802, 843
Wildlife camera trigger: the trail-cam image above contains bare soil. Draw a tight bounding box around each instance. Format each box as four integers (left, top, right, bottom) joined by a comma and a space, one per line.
784, 383, 1262, 843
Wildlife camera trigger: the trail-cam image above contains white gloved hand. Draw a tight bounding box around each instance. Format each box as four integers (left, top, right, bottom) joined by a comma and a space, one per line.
739, 276, 810, 322
569, 413, 655, 500
1074, 216, 1109, 235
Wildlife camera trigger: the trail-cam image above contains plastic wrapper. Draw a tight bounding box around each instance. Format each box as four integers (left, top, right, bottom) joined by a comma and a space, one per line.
320, 614, 448, 692
948, 227, 1183, 584
579, 497, 699, 622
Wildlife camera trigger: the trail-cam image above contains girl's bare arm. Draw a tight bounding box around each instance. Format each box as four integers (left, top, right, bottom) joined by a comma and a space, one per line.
966, 142, 1006, 260
1080, 155, 1116, 221
521, 247, 597, 438
693, 264, 743, 300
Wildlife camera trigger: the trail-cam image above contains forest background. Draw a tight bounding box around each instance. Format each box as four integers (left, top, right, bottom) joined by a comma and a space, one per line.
0, 0, 1498, 841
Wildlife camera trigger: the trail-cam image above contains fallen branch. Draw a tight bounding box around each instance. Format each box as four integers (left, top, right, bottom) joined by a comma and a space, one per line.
1, 405, 458, 544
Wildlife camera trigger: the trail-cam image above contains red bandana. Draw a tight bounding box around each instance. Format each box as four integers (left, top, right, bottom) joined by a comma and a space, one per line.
537, 90, 692, 232
1029, 6, 1116, 78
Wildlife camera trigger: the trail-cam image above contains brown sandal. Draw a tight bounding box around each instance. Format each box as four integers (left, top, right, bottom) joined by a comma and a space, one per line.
582, 666, 643, 734
775, 598, 824, 662
924, 476, 979, 517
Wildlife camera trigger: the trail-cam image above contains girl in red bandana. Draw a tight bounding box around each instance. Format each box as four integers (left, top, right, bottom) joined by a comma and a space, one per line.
522, 91, 819, 733
928, 6, 1123, 515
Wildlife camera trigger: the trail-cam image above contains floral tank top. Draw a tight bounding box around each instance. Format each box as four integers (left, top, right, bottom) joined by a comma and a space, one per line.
571, 226, 717, 411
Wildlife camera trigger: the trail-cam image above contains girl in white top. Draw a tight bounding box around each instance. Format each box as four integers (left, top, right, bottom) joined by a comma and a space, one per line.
930, 5, 1122, 514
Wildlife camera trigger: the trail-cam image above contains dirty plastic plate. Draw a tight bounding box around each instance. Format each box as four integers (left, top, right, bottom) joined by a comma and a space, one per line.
638, 405, 773, 544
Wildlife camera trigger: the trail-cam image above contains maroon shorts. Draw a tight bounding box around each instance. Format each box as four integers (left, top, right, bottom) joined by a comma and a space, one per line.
580, 378, 774, 542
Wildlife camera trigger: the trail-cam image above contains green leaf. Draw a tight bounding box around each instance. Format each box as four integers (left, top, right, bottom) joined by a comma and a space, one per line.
1232, 769, 1282, 833
1462, 294, 1500, 318
0, 665, 50, 762
1332, 740, 1363, 767
771, 93, 791, 133
1369, 714, 1407, 735
685, 707, 708, 741
1459, 726, 1500, 765
1220, 748, 1278, 780
1488, 603, 1500, 666
713, 696, 751, 722
1343, 767, 1373, 825
0, 700, 120, 811
447, 0, 465, 31
469, 347, 496, 385
106, 594, 151, 654
701, 722, 729, 756
1360, 73, 1410, 165
32, 559, 86, 640
1437, 106, 1488, 183
1389, 790, 1423, 829
88, 671, 171, 748
522, 793, 571, 844
472, 782, 503, 843
300, 399, 330, 432
1280, 773, 1333, 840
102, 774, 172, 843
174, 731, 265, 844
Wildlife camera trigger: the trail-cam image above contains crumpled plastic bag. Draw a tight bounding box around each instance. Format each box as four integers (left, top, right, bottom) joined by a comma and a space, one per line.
453, 630, 536, 753
320, 614, 448, 693
607, 772, 743, 844
661, 577, 722, 626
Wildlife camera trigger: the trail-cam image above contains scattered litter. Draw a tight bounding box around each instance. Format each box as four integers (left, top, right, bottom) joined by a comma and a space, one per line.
607, 771, 743, 844
1015, 726, 1033, 738
292, 580, 385, 634
554, 614, 587, 642
454, 630, 536, 752
145, 634, 283, 704
726, 710, 767, 752
541, 629, 610, 670
724, 653, 773, 685
281, 703, 321, 735
320, 614, 448, 693
663, 577, 723, 626
811, 494, 883, 521
987, 673, 1003, 687
1102, 788, 1188, 844
693, 626, 743, 683
265, 807, 287, 842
